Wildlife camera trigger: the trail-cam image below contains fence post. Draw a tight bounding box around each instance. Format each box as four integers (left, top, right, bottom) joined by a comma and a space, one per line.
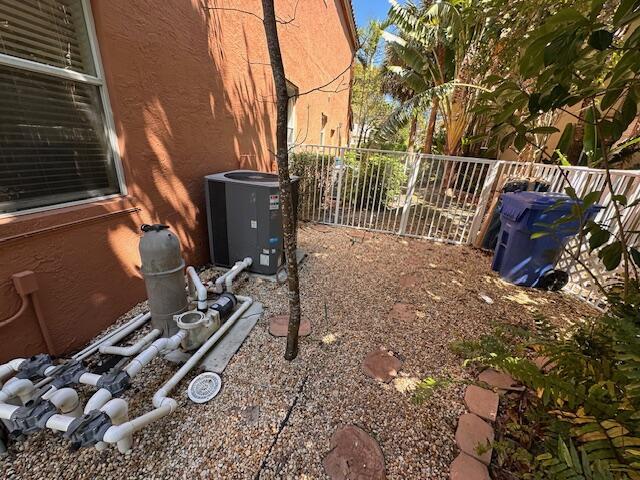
333, 147, 344, 225
468, 160, 503, 246
398, 153, 421, 236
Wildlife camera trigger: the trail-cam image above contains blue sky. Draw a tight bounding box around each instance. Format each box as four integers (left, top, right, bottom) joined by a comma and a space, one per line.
351, 0, 390, 28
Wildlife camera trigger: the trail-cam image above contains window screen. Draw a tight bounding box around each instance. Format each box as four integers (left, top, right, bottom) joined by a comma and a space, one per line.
0, 0, 121, 215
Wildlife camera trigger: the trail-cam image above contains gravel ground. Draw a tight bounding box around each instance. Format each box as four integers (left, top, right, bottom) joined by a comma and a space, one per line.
0, 224, 597, 480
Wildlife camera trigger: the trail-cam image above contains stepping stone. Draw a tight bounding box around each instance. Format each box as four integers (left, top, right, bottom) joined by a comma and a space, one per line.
455, 413, 494, 465
268, 315, 311, 337
323, 426, 386, 480
362, 349, 403, 383
478, 369, 523, 393
388, 303, 416, 322
450, 453, 490, 480
533, 356, 556, 373
464, 385, 499, 422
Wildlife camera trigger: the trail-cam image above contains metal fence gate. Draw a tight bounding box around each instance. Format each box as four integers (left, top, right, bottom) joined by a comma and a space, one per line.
291, 145, 640, 306
291, 145, 495, 244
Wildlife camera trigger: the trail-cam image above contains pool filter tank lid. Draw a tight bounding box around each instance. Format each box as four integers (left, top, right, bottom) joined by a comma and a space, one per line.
139, 224, 188, 336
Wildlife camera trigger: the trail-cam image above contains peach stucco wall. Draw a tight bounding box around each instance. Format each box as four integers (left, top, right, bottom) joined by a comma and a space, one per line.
0, 0, 355, 361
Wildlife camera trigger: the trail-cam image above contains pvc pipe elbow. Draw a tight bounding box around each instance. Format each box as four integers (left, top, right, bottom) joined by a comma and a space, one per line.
0, 378, 34, 404
84, 388, 113, 414
102, 423, 133, 444
100, 398, 129, 425
225, 258, 252, 292
152, 392, 177, 412
0, 358, 26, 382
49, 388, 80, 414
99, 328, 162, 356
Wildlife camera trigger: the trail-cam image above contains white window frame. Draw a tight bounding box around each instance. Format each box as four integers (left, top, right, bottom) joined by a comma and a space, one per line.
286, 80, 298, 146
0, 0, 126, 219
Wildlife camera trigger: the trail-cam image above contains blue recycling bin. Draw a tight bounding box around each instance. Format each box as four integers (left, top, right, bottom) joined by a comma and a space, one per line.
491, 191, 600, 287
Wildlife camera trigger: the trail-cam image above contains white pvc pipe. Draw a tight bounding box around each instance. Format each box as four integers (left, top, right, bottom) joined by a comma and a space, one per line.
0, 378, 34, 404
100, 399, 131, 453
103, 296, 253, 445
124, 330, 187, 378
84, 388, 113, 414
0, 403, 20, 420
0, 358, 25, 384
45, 414, 75, 432
213, 258, 252, 294
186, 267, 208, 311
49, 388, 80, 415
78, 372, 102, 387
98, 328, 162, 357
73, 312, 151, 361
225, 258, 252, 293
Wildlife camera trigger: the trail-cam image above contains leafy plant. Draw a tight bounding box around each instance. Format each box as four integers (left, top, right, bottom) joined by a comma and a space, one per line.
475, 0, 640, 299
456, 305, 640, 479
342, 152, 407, 210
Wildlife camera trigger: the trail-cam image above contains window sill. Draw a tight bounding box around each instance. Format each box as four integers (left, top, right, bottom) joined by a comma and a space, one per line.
0, 195, 142, 244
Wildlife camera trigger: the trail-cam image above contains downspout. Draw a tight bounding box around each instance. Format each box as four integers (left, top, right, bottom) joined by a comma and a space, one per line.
1, 272, 57, 356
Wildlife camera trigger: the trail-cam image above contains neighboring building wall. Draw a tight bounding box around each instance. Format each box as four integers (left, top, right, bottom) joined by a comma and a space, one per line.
0, 0, 356, 361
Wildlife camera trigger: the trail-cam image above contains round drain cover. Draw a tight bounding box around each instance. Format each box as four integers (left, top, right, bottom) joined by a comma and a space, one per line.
187, 372, 222, 403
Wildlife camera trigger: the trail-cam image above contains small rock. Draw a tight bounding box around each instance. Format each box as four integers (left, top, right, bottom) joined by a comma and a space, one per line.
323, 426, 386, 480
268, 315, 311, 337
450, 453, 490, 480
464, 385, 499, 422
399, 273, 419, 288
388, 303, 416, 322
362, 349, 403, 383
455, 413, 494, 465
478, 369, 523, 393
478, 293, 494, 304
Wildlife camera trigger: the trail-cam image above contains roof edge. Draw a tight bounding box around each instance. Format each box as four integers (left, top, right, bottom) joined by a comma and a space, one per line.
338, 0, 359, 52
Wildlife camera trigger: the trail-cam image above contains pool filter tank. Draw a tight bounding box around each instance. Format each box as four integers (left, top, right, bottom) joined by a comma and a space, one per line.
139, 224, 188, 336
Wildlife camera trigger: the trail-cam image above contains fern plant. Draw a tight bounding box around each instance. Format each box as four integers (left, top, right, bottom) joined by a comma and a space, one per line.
457, 300, 640, 479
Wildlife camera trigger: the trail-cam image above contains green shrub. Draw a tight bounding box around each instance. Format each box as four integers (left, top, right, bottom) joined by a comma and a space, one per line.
455, 300, 640, 479
342, 151, 407, 210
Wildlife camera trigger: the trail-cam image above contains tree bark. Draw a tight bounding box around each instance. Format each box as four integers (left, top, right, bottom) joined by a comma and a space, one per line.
261, 0, 302, 360
422, 97, 439, 154
407, 113, 418, 152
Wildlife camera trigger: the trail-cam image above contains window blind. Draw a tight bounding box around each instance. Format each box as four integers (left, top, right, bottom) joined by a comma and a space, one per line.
0, 0, 94, 74
0, 0, 121, 215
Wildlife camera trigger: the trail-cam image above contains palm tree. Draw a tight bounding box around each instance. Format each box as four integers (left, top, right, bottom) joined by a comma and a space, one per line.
380, 0, 490, 157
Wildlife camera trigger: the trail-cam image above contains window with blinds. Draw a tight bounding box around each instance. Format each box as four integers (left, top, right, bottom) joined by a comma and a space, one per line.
0, 0, 121, 215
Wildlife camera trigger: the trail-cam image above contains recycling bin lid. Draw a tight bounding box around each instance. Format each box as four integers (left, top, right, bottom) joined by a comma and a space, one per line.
500, 191, 575, 222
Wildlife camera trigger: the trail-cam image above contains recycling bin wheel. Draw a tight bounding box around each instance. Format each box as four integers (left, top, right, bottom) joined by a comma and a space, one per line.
537, 269, 569, 291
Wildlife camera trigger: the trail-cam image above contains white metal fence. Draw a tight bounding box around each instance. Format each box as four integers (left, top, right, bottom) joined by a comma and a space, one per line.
291, 145, 640, 305
291, 145, 496, 244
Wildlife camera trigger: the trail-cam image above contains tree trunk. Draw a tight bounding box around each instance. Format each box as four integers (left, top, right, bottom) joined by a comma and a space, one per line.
422, 97, 439, 154
261, 0, 302, 361
567, 101, 587, 165
407, 113, 418, 152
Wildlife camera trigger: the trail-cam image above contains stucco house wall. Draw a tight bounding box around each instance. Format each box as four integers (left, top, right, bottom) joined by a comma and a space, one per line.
0, 0, 356, 361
